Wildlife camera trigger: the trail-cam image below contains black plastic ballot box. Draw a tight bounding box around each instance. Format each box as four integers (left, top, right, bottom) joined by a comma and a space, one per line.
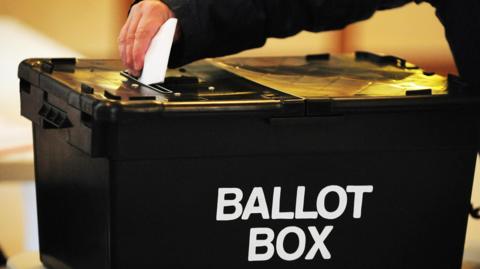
18, 52, 480, 269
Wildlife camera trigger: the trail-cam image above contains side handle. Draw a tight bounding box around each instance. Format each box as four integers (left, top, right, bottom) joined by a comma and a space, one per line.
38, 103, 72, 129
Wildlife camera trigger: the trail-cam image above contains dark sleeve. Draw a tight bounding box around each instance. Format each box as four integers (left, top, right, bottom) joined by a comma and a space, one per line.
130, 0, 415, 67
132, 0, 480, 86
429, 0, 480, 87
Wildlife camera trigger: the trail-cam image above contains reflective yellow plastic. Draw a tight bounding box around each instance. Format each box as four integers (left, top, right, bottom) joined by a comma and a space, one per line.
212, 54, 448, 98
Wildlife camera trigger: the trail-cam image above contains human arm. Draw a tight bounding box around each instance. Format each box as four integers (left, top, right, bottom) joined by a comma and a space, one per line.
431, 0, 480, 87
122, 0, 480, 86
120, 0, 416, 74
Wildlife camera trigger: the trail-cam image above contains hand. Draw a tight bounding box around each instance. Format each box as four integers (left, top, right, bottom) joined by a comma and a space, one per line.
118, 0, 178, 77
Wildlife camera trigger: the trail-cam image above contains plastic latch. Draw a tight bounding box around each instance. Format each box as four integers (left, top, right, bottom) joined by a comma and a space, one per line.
41, 61, 54, 74
81, 83, 95, 94
423, 71, 436, 76
51, 58, 77, 65
405, 89, 432, 96
40, 58, 76, 74
306, 53, 331, 61
471, 204, 480, 219
104, 90, 122, 100
355, 51, 418, 69
38, 103, 72, 129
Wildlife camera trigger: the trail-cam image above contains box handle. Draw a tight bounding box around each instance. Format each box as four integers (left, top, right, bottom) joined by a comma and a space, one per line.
38, 103, 72, 129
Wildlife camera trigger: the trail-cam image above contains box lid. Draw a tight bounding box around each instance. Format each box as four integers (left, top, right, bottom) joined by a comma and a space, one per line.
18, 52, 479, 122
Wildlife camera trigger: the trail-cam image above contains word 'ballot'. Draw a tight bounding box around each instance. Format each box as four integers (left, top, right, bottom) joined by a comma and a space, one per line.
216, 186, 374, 262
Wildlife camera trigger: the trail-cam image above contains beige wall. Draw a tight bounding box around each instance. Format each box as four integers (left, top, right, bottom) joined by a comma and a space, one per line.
235, 31, 341, 58
345, 2, 456, 74
465, 158, 480, 262
0, 183, 24, 257
0, 1, 458, 74
0, 0, 126, 58
239, 2, 456, 74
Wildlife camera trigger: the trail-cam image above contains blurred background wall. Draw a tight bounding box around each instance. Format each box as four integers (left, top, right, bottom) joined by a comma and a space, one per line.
1, 0, 476, 263
0, 0, 129, 58
228, 2, 457, 75
0, 1, 457, 74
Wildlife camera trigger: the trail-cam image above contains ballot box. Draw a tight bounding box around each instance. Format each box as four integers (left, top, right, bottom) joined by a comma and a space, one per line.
18, 52, 480, 269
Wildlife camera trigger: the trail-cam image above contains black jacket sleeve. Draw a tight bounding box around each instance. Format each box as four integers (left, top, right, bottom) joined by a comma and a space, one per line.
132, 0, 416, 65
432, 0, 480, 87
152, 0, 415, 66
132, 0, 480, 86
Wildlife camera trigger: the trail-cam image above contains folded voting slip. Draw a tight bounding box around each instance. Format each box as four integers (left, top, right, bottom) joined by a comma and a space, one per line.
139, 18, 177, 85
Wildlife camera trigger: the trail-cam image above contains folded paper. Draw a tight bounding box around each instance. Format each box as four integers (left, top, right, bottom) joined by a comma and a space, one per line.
139, 18, 177, 85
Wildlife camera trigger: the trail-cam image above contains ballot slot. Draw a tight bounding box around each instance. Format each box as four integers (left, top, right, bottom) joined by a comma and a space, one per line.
154, 76, 204, 94
162, 78, 295, 102
121, 68, 303, 103
157, 77, 272, 102
120, 71, 208, 101
159, 64, 304, 103
120, 70, 173, 95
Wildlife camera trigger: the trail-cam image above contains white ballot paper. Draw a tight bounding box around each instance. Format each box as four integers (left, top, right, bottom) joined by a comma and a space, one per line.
139, 18, 178, 85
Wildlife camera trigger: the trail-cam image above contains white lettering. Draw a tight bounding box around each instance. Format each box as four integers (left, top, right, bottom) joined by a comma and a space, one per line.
216, 188, 243, 221
242, 187, 270, 220
272, 187, 294, 219
316, 185, 348, 220
305, 226, 333, 260
295, 186, 318, 219
248, 228, 275, 261
346, 185, 374, 219
276, 226, 306, 261
217, 186, 374, 221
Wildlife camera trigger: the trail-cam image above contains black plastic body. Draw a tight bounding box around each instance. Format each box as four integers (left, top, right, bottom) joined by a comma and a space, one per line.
32, 110, 479, 269
19, 56, 480, 269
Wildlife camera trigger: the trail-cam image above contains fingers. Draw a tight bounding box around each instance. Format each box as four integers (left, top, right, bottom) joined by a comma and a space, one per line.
132, 17, 165, 72
125, 9, 143, 75
118, 16, 130, 68
118, 4, 142, 75
118, 1, 176, 77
